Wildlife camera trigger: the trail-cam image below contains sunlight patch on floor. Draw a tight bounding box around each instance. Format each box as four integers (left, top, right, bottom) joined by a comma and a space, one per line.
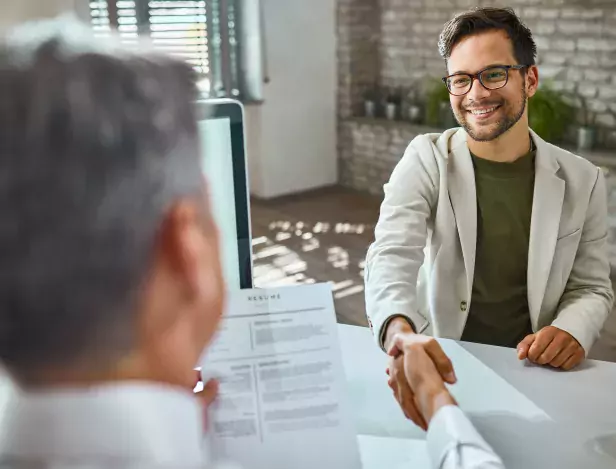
252, 222, 368, 302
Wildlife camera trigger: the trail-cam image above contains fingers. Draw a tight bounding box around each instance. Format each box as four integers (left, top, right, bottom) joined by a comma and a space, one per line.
549, 342, 577, 369
528, 329, 557, 363
387, 335, 402, 357
517, 334, 535, 360
389, 334, 456, 384
197, 379, 220, 407
519, 327, 585, 371
561, 348, 585, 371
423, 339, 457, 384
391, 356, 428, 430
536, 333, 569, 365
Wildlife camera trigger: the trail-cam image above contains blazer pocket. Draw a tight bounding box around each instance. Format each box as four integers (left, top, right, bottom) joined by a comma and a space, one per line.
557, 228, 581, 241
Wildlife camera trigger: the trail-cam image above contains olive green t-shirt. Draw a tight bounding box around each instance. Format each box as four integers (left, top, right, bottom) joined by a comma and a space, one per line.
460, 149, 536, 348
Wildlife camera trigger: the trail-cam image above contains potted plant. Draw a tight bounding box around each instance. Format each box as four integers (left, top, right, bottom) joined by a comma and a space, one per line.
404, 86, 423, 124
385, 87, 402, 121
426, 79, 455, 128
576, 93, 597, 151
528, 83, 575, 143
363, 85, 379, 118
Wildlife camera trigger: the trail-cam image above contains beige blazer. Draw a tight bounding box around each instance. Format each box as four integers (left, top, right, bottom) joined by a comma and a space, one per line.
365, 128, 614, 354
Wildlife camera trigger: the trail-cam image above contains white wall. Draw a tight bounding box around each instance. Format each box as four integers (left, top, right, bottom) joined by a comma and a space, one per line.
246, 0, 337, 199
0, 0, 83, 29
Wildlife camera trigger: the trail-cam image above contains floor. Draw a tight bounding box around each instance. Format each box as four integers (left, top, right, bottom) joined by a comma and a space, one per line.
250, 186, 616, 362
250, 186, 379, 327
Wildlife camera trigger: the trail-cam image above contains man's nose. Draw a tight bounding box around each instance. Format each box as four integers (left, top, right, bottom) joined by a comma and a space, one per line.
466, 78, 492, 102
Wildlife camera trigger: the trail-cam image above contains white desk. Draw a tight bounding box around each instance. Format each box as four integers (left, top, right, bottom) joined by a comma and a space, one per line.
339, 324, 616, 469
0, 327, 613, 468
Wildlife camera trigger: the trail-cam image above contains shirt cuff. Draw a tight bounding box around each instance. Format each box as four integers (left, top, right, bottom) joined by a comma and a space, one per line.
378, 314, 416, 351
427, 405, 499, 469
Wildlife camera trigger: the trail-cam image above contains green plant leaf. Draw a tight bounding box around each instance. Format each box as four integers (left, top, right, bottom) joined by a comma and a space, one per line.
528, 83, 574, 142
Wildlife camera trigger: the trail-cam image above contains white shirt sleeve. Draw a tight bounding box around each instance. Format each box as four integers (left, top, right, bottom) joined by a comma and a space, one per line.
427, 405, 505, 469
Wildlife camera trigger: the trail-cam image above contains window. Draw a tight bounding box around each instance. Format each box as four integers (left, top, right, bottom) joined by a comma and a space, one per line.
89, 0, 242, 98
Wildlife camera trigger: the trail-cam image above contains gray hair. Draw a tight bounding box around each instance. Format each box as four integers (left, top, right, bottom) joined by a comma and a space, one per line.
0, 18, 203, 382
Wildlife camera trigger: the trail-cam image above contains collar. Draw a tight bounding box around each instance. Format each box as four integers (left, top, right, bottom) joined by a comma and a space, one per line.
0, 382, 207, 466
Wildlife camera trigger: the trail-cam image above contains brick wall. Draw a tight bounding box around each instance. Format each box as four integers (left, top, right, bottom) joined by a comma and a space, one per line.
337, 0, 381, 120
378, 0, 616, 135
338, 0, 616, 195
339, 119, 444, 194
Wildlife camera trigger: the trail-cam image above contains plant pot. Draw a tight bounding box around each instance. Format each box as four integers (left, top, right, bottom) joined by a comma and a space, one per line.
408, 104, 422, 124
364, 100, 376, 118
385, 103, 398, 121
577, 127, 596, 151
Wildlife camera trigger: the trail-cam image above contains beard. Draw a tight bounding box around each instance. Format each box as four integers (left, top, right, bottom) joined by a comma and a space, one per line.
454, 84, 527, 142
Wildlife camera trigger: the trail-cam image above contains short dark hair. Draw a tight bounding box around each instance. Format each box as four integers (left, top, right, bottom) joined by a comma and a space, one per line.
0, 19, 203, 383
438, 7, 537, 66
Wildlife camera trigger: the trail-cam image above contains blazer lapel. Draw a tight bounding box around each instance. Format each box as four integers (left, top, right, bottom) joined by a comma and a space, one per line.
527, 131, 565, 328
447, 129, 477, 300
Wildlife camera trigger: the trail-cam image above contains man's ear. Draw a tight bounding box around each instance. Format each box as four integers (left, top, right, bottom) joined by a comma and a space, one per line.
160, 199, 211, 299
526, 65, 539, 98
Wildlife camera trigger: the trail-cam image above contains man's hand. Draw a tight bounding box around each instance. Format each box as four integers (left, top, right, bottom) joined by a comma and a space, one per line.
193, 370, 219, 430
386, 333, 457, 430
517, 326, 585, 370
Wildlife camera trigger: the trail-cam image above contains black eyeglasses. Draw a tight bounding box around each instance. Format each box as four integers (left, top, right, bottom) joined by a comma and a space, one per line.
442, 65, 529, 96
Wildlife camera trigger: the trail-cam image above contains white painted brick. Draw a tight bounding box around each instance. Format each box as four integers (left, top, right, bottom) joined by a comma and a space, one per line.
545, 53, 569, 66
581, 9, 604, 20
571, 54, 600, 67
585, 69, 612, 83
599, 86, 616, 101
539, 9, 560, 20
522, 8, 540, 19
561, 8, 581, 19
533, 35, 551, 50
567, 68, 584, 82
578, 85, 599, 99
596, 113, 616, 128
557, 21, 594, 35
578, 38, 615, 52
589, 99, 609, 113
551, 39, 576, 52
538, 64, 565, 79
535, 22, 556, 35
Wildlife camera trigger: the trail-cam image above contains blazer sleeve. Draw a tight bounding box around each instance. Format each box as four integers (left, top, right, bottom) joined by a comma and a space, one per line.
551, 168, 614, 354
364, 137, 439, 350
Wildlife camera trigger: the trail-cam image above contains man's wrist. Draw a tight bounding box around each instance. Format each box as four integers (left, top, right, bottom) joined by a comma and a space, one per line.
383, 316, 415, 352
422, 389, 457, 425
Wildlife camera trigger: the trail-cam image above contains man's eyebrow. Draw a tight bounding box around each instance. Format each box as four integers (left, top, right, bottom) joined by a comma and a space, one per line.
449, 63, 507, 75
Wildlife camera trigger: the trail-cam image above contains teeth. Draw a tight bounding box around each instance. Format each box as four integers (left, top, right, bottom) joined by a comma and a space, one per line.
470, 107, 497, 115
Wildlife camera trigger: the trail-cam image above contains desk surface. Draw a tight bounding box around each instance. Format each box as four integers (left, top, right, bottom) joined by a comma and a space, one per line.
339, 324, 616, 469
1, 326, 614, 468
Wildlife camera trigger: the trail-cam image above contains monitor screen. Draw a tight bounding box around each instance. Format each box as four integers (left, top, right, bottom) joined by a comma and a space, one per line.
197, 100, 252, 290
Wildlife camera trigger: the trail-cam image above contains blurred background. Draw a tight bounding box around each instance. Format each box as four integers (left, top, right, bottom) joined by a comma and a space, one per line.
2, 0, 615, 360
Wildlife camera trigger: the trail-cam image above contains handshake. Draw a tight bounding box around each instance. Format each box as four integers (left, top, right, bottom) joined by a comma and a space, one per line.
384, 317, 585, 431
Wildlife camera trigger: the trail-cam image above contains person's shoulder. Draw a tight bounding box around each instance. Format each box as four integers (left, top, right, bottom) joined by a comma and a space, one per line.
544, 141, 601, 178
403, 128, 461, 164
407, 128, 459, 151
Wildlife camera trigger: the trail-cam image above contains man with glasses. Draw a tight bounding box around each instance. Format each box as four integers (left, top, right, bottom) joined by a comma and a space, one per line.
0, 15, 506, 469
366, 7, 613, 431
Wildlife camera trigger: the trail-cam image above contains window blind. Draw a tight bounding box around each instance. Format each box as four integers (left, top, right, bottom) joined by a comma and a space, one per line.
89, 0, 243, 97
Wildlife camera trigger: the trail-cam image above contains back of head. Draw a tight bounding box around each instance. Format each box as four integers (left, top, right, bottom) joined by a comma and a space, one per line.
438, 7, 537, 66
0, 17, 202, 384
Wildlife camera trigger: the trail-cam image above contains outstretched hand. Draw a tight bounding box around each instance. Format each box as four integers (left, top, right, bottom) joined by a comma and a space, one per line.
386, 333, 458, 430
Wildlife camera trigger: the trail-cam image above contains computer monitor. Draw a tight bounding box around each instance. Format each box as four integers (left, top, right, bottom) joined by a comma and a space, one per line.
196, 99, 253, 290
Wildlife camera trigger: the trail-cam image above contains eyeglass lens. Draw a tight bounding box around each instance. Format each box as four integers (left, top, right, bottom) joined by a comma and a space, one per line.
446, 67, 509, 96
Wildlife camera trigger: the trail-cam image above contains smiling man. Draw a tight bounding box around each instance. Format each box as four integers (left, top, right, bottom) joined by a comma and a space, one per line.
365, 7, 614, 427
